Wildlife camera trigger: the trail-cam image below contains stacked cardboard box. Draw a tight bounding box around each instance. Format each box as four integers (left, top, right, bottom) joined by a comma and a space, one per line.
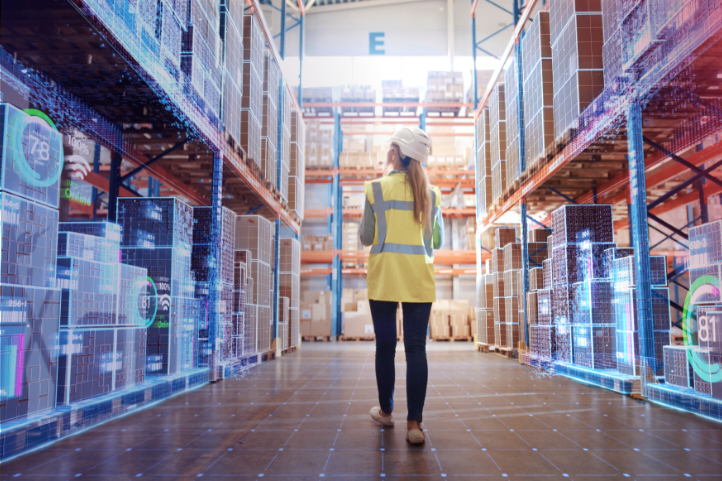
476, 272, 495, 345
241, 13, 264, 167
279, 238, 301, 349
279, 80, 292, 202
504, 51, 523, 184
220, 0, 243, 147
118, 198, 199, 375
261, 50, 280, 188
56, 223, 150, 405
489, 84, 506, 203
426, 71, 464, 115
601, 0, 624, 89
381, 80, 420, 115
431, 300, 472, 339
611, 252, 670, 376
305, 119, 333, 168
476, 107, 492, 213
289, 107, 305, 219
182, 0, 222, 121
235, 215, 274, 354
340, 152, 378, 169
522, 11, 555, 171
301, 290, 334, 338
342, 221, 360, 266
0, 107, 63, 423
340, 85, 375, 115
191, 206, 235, 365
342, 289, 375, 338
550, 0, 605, 141
672, 218, 722, 396
302, 234, 333, 252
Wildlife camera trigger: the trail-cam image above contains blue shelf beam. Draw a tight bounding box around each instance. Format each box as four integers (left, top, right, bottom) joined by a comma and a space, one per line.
627, 102, 658, 377
545, 186, 577, 205
208, 150, 223, 382
331, 109, 343, 337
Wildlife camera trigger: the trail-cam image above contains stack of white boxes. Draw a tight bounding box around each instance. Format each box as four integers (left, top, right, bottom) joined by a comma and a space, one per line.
234, 216, 273, 354
279, 238, 301, 350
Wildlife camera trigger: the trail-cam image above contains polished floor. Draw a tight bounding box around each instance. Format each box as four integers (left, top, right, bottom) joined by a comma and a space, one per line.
3, 342, 722, 480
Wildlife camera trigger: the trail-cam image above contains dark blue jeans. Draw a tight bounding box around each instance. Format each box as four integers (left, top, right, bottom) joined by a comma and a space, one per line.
369, 300, 431, 422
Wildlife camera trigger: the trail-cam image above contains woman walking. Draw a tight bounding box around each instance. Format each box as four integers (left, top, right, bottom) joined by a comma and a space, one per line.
359, 127, 444, 445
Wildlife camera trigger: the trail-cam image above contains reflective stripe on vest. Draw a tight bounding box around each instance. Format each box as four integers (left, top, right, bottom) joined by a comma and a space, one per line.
370, 182, 437, 257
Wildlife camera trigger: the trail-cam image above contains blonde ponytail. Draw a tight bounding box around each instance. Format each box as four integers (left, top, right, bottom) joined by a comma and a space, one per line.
403, 157, 432, 235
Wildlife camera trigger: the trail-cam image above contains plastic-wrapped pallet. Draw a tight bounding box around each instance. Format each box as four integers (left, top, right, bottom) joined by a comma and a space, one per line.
262, 49, 280, 188
504, 51, 523, 184
522, 10, 555, 171
55, 222, 151, 405
117, 198, 198, 375
221, 0, 244, 148
182, 0, 223, 120
489, 83, 506, 203
289, 106, 305, 220
476, 107, 493, 213
241, 13, 264, 167
278, 81, 292, 201
279, 238, 301, 349
550, 0, 605, 141
0, 105, 65, 422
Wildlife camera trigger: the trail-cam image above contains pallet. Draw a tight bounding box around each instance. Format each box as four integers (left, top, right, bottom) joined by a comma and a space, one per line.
476, 342, 492, 353
493, 346, 518, 359
431, 336, 473, 342
302, 335, 332, 342
339, 336, 375, 342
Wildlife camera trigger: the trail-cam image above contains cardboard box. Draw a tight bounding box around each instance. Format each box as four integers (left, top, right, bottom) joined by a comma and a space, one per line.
312, 319, 332, 337
354, 289, 368, 301
343, 312, 374, 337
342, 302, 357, 312
357, 300, 370, 313
301, 319, 313, 337
450, 314, 469, 327
432, 325, 450, 338
301, 305, 312, 320
452, 325, 470, 338
430, 313, 449, 326
312, 304, 327, 322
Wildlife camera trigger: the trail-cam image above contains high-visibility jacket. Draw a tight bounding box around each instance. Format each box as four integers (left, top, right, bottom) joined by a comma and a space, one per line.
360, 172, 443, 303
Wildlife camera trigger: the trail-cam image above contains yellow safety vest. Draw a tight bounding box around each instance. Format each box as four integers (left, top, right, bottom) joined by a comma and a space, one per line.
364, 173, 442, 303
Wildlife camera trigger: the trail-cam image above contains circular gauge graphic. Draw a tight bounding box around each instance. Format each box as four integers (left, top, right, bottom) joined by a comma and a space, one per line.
11, 109, 63, 188
133, 276, 159, 328
682, 274, 722, 384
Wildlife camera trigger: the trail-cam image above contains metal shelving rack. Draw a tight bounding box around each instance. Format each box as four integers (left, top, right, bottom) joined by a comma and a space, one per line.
301, 104, 484, 337
1, 0, 307, 376
471, 0, 722, 416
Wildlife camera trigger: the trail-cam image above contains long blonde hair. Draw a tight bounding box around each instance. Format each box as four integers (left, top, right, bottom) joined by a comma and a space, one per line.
394, 145, 432, 235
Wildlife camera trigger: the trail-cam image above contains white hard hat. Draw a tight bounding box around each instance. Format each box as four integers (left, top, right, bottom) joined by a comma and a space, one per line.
389, 127, 431, 165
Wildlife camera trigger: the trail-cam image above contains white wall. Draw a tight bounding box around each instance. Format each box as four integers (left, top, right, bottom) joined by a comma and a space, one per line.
263, 0, 514, 58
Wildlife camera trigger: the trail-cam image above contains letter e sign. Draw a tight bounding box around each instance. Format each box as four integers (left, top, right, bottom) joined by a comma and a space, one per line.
369, 32, 385, 55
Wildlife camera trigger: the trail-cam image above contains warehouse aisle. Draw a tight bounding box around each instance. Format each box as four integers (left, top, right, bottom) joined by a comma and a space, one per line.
4, 343, 722, 479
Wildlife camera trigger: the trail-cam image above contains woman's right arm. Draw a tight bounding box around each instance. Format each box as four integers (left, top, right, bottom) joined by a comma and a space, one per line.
359, 185, 375, 246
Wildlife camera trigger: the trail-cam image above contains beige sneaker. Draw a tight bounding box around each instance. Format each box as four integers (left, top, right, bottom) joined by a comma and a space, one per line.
370, 406, 395, 427
406, 429, 425, 445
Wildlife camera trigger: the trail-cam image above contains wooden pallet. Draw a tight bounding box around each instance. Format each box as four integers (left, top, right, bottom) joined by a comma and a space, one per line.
431, 336, 473, 342
476, 342, 492, 353
340, 336, 375, 342
493, 346, 518, 359
302, 335, 332, 342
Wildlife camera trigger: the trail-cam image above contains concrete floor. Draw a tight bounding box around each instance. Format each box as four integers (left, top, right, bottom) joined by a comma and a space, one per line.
4, 342, 722, 479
